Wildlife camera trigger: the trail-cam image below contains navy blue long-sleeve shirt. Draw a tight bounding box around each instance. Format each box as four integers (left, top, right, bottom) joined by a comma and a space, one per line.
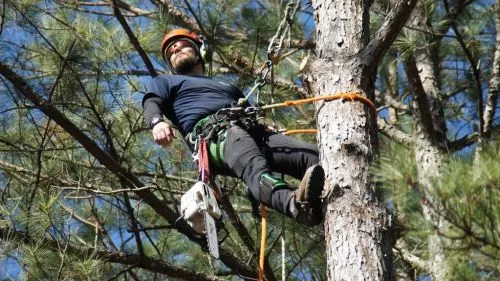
142, 74, 244, 136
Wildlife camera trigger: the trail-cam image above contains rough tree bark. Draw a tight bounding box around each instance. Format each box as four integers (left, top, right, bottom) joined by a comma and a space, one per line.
306, 0, 416, 280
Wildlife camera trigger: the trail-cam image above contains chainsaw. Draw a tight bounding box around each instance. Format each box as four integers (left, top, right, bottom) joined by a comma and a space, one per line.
180, 181, 222, 258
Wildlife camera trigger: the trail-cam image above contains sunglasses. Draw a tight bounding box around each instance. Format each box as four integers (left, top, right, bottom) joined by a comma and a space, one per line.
165, 39, 194, 60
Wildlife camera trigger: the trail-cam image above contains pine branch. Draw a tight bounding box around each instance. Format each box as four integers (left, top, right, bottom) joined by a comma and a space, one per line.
152, 0, 199, 30
375, 89, 409, 111
364, 0, 419, 73
58, 200, 107, 235
109, 0, 154, 16
446, 132, 479, 151
443, 0, 484, 136
58, 0, 153, 17
0, 227, 226, 281
377, 118, 414, 146
122, 191, 145, 256
394, 240, 428, 272
108, 0, 157, 77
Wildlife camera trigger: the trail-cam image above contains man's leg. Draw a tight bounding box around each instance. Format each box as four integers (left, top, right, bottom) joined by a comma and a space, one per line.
259, 129, 320, 179
219, 125, 293, 215
256, 127, 325, 226
219, 125, 325, 226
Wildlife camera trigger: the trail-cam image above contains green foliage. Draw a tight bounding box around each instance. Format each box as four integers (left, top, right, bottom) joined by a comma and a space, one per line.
435, 142, 500, 278
375, 139, 500, 280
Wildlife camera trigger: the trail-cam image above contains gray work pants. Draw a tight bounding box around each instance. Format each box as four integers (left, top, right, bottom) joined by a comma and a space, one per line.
213, 124, 319, 214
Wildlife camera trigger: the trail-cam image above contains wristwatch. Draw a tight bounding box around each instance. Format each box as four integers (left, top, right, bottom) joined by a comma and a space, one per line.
150, 116, 165, 129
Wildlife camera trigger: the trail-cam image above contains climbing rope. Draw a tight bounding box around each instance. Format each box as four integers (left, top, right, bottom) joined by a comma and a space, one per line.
263, 91, 378, 118
258, 205, 268, 281
267, 0, 301, 63
282, 129, 318, 135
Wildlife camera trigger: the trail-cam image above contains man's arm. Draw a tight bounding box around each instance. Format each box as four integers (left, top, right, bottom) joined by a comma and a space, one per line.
143, 94, 176, 148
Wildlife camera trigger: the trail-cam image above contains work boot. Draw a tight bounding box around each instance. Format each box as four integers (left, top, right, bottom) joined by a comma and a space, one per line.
288, 165, 325, 227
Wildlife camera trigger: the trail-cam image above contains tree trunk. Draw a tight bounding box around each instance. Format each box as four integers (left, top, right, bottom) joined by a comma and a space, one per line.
307, 0, 393, 280
414, 137, 449, 281
404, 4, 452, 279
413, 45, 450, 281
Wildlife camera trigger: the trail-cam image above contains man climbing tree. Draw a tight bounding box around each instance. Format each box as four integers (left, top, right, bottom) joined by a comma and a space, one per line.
142, 29, 325, 227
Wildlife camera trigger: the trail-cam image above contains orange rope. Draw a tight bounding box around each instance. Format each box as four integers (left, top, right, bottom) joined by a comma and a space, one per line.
282, 129, 318, 135
258, 205, 267, 281
262, 91, 377, 118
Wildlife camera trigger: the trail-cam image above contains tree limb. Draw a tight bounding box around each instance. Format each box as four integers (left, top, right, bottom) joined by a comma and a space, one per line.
403, 55, 438, 139
375, 89, 409, 111
377, 118, 414, 146
443, 0, 484, 136
108, 0, 157, 77
394, 241, 428, 273
363, 0, 418, 72
446, 132, 479, 151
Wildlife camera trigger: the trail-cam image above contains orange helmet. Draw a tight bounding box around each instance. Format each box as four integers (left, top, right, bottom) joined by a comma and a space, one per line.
160, 29, 202, 63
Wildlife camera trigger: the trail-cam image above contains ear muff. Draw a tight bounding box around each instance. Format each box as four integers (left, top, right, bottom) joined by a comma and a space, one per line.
199, 36, 212, 63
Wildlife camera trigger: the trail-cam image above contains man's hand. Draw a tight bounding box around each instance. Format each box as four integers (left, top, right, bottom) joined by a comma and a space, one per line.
152, 122, 176, 147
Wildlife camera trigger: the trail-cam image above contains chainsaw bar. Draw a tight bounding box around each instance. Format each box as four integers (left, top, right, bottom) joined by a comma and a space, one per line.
204, 211, 219, 258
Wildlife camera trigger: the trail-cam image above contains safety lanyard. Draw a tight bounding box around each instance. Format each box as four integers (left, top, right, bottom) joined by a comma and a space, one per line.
197, 136, 210, 184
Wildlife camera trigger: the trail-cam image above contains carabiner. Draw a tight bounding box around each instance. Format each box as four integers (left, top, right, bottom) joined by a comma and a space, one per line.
260, 60, 273, 80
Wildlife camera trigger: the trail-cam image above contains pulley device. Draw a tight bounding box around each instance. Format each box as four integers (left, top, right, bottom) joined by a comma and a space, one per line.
180, 137, 222, 258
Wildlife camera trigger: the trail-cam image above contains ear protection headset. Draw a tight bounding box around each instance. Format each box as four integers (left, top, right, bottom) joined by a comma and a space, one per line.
199, 35, 212, 64
160, 29, 212, 72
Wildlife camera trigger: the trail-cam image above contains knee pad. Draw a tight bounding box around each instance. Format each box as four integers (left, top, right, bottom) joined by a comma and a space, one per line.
259, 173, 291, 206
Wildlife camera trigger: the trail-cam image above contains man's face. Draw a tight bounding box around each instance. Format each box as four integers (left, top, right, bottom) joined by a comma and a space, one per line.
166, 39, 198, 73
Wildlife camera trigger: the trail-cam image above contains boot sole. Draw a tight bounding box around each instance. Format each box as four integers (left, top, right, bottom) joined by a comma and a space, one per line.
299, 165, 325, 205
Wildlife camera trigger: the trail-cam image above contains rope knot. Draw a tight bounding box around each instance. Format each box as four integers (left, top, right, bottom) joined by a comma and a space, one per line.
341, 92, 358, 101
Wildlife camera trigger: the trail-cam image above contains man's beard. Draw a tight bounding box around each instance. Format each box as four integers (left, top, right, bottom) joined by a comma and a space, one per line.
173, 54, 199, 74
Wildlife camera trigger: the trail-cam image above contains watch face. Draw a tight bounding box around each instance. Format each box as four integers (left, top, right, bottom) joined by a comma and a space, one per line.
151, 117, 164, 128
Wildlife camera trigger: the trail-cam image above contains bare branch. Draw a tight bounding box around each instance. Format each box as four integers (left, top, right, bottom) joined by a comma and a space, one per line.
403, 55, 438, 139
108, 0, 157, 77
57, 0, 153, 17
375, 89, 409, 111
394, 240, 428, 272
363, 0, 418, 71
377, 118, 414, 146
446, 132, 479, 151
